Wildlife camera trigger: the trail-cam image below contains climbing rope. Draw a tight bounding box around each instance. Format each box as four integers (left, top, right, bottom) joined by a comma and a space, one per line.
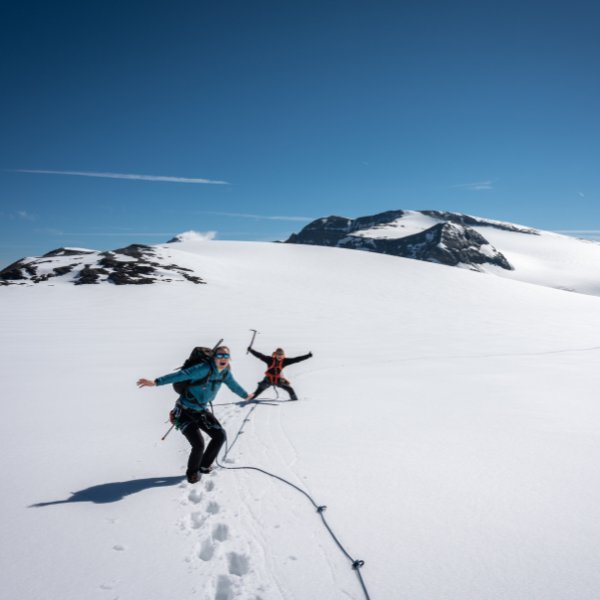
215, 399, 372, 600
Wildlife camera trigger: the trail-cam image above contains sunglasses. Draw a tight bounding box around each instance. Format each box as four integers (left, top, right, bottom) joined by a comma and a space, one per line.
215, 353, 230, 359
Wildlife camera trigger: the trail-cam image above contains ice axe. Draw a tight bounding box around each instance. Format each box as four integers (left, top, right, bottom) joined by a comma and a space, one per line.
161, 423, 175, 441
247, 329, 259, 353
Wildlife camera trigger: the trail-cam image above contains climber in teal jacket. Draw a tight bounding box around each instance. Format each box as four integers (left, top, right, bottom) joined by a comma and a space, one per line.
137, 346, 253, 484
153, 359, 249, 412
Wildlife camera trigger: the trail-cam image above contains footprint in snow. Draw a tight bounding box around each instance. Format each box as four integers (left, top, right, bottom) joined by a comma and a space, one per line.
206, 500, 220, 514
198, 538, 215, 561
100, 583, 115, 590
204, 479, 215, 492
215, 575, 234, 600
212, 523, 229, 542
227, 552, 250, 576
190, 511, 207, 530
188, 489, 203, 504
196, 521, 229, 562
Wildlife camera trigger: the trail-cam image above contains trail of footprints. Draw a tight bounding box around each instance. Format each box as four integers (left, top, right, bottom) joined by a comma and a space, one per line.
181, 473, 259, 600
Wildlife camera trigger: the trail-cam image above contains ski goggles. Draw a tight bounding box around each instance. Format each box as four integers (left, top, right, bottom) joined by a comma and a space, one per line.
215, 353, 231, 359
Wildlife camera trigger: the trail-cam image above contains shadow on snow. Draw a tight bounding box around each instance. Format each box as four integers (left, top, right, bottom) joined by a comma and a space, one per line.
29, 475, 185, 507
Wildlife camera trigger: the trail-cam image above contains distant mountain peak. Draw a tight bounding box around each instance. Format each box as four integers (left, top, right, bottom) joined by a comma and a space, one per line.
285, 209, 536, 271
43, 247, 96, 257
0, 243, 205, 286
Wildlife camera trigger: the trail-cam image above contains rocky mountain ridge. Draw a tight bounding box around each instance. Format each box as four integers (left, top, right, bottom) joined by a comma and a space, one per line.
4, 210, 599, 295
285, 209, 539, 270
0, 244, 204, 286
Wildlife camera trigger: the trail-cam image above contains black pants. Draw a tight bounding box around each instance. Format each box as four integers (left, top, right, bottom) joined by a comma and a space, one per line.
179, 409, 226, 474
253, 377, 298, 400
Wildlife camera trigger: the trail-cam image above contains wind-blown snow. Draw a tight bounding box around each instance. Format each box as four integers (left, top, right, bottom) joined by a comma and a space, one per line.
2, 240, 600, 600
169, 230, 217, 243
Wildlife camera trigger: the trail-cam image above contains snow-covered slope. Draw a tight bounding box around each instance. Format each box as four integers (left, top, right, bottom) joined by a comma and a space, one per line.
286, 210, 600, 296
4, 210, 600, 298
0, 243, 205, 286
3, 240, 600, 600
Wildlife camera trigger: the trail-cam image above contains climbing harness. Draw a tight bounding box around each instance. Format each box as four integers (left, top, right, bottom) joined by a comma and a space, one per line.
266, 354, 286, 385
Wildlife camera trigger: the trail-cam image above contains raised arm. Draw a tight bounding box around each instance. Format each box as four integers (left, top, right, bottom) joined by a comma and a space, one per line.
248, 347, 271, 364
137, 363, 211, 388
283, 352, 313, 366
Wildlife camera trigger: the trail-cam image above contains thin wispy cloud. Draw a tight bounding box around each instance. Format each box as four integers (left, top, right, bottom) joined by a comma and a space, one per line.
38, 228, 218, 239
578, 192, 585, 198
553, 230, 600, 243
47, 231, 178, 237
9, 169, 229, 185
34, 228, 64, 236
452, 180, 494, 191
554, 230, 600, 234
2, 210, 36, 221
206, 211, 313, 222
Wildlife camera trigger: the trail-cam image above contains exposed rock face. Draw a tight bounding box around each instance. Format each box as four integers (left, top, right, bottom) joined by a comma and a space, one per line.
0, 244, 205, 286
285, 210, 534, 271
286, 210, 407, 246
419, 211, 537, 234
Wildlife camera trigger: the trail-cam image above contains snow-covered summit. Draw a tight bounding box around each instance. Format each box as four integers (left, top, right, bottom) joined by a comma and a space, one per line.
0, 243, 205, 286
4, 211, 600, 296
285, 209, 532, 271
286, 209, 600, 296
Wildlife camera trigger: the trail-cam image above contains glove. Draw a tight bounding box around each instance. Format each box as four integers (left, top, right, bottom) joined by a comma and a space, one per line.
169, 404, 182, 427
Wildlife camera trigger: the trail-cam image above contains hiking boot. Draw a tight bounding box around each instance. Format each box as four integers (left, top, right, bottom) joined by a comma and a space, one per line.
199, 466, 213, 475
186, 470, 201, 484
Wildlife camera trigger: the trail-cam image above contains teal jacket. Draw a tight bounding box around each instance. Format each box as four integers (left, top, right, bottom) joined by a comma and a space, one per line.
155, 361, 248, 411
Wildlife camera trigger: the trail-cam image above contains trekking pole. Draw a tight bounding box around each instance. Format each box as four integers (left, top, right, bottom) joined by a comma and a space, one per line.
161, 423, 175, 441
247, 329, 259, 353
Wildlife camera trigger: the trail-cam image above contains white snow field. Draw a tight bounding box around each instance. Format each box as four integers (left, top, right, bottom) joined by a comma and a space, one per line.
2, 239, 600, 600
352, 210, 600, 296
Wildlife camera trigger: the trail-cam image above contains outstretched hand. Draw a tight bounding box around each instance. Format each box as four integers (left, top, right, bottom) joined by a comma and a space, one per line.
245, 393, 255, 400
137, 378, 156, 388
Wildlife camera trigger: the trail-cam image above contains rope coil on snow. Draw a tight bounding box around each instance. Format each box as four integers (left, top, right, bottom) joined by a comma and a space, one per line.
215, 398, 372, 600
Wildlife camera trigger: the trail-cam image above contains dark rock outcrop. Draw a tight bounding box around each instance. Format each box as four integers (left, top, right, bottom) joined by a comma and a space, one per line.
286, 210, 526, 271
286, 210, 407, 246
337, 222, 513, 269
0, 244, 205, 286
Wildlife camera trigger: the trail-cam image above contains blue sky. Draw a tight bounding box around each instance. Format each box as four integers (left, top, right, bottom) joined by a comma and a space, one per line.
1, 0, 599, 265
